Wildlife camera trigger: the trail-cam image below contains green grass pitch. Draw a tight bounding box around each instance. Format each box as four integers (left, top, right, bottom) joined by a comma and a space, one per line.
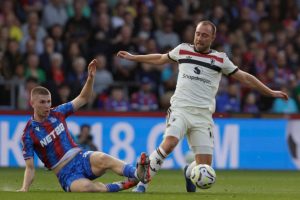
0, 168, 300, 200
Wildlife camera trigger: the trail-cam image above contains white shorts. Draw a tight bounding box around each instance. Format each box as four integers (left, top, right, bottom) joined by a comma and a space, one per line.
164, 106, 214, 155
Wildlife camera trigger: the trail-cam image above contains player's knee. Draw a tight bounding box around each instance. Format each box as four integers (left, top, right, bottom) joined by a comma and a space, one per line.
94, 152, 111, 169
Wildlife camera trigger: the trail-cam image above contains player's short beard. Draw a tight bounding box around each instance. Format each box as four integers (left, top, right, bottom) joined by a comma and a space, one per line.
195, 44, 210, 53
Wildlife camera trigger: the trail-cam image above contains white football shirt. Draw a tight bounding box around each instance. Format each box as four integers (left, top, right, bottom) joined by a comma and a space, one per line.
168, 43, 238, 112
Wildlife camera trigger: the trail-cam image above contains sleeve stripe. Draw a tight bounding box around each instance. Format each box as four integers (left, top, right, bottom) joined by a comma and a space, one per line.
227, 68, 239, 76
167, 53, 177, 62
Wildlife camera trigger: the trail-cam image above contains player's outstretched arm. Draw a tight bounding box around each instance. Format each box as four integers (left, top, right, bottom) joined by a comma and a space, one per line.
17, 158, 35, 192
231, 69, 289, 100
72, 59, 97, 111
117, 51, 172, 65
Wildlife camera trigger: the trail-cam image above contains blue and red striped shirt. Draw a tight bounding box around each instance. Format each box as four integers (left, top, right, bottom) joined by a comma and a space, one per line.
21, 102, 80, 169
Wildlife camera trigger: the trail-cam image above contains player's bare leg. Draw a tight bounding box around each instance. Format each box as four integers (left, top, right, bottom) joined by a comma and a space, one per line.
90, 152, 126, 176
149, 136, 178, 175
70, 178, 107, 192
195, 154, 212, 165
185, 154, 212, 180
133, 136, 179, 192
184, 154, 212, 192
88, 151, 150, 192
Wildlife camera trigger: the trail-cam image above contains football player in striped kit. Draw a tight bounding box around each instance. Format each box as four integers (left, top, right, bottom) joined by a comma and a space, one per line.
117, 20, 288, 192
18, 59, 150, 192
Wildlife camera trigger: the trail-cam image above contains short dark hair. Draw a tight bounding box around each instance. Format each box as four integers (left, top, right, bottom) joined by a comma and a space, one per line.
197, 20, 217, 35
31, 86, 50, 97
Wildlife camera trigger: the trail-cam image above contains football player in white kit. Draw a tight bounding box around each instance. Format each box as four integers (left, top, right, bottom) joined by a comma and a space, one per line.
117, 20, 288, 192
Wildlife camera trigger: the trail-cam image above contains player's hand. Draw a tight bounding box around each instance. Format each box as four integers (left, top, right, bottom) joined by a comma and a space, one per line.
271, 90, 289, 101
87, 59, 97, 79
117, 51, 135, 61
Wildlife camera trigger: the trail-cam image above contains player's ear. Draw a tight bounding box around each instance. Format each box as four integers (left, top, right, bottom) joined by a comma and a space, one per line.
29, 96, 34, 107
29, 100, 33, 107
211, 33, 216, 42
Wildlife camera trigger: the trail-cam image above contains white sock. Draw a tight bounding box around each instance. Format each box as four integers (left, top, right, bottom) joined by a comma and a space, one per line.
186, 161, 197, 178
149, 147, 167, 177
136, 147, 168, 188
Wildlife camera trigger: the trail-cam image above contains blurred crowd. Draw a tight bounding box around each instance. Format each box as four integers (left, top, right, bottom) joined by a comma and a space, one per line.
0, 0, 300, 113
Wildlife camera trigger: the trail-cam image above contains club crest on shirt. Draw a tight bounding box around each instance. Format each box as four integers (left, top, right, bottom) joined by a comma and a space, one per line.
35, 126, 40, 131
210, 58, 215, 66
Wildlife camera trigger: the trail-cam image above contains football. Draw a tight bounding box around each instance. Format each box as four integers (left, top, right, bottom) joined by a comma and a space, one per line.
190, 164, 216, 189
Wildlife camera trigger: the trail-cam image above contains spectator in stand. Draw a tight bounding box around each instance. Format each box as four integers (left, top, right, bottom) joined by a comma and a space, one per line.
93, 54, 113, 95
64, 0, 91, 54
243, 92, 259, 113
39, 36, 55, 73
20, 23, 44, 55
104, 86, 130, 111
131, 77, 158, 111
249, 48, 268, 82
173, 4, 192, 37
111, 2, 126, 29
123, 11, 135, 30
1, 0, 17, 19
152, 2, 168, 29
90, 0, 110, 26
274, 51, 293, 86
90, 13, 114, 58
137, 62, 160, 89
19, 0, 44, 14
272, 85, 298, 113
0, 26, 9, 55
49, 24, 64, 53
48, 52, 65, 87
12, 63, 26, 84
2, 39, 24, 79
64, 41, 83, 74
76, 124, 98, 151
209, 5, 229, 27
285, 43, 299, 71
52, 82, 72, 107
112, 25, 138, 81
17, 77, 39, 110
24, 53, 46, 83
4, 12, 23, 42
134, 16, 154, 54
160, 61, 178, 92
66, 0, 91, 19
67, 57, 87, 91
42, 0, 68, 29
216, 83, 241, 113
181, 24, 195, 44
21, 11, 47, 42
154, 18, 180, 50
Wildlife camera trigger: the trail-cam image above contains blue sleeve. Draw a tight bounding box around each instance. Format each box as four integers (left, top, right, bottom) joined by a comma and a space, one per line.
22, 131, 34, 160
52, 102, 74, 118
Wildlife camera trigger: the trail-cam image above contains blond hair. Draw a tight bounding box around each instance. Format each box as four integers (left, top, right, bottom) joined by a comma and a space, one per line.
31, 86, 50, 98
